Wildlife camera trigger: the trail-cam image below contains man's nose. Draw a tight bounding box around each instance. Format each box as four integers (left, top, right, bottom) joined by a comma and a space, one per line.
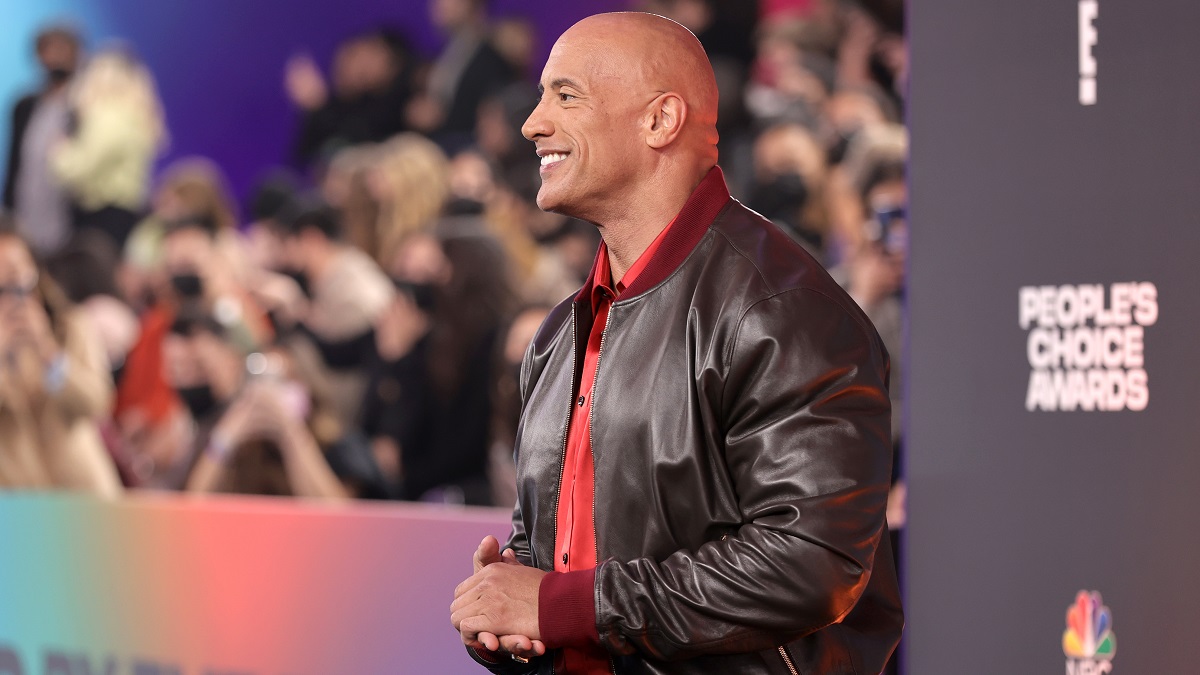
522, 103, 552, 141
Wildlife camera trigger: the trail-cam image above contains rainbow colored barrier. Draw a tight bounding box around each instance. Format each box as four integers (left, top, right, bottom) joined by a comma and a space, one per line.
0, 493, 511, 674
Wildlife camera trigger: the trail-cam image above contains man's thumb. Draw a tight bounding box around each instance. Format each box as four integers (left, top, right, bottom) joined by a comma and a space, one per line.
474, 535, 502, 571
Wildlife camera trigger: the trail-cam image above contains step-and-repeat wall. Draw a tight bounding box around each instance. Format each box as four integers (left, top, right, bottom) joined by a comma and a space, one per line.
907, 1, 1200, 673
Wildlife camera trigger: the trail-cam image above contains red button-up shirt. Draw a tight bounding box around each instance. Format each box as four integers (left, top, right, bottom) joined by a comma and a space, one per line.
552, 220, 674, 674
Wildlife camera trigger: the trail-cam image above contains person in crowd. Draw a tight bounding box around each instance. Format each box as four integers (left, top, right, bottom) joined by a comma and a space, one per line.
447, 148, 578, 305
121, 157, 243, 306
277, 199, 394, 428
180, 336, 386, 499
825, 82, 899, 162
114, 213, 272, 487
242, 169, 304, 273
159, 213, 274, 350
287, 28, 417, 168
3, 24, 82, 257
407, 0, 516, 151
745, 121, 831, 258
362, 228, 516, 505
50, 47, 166, 249
745, 18, 837, 129
827, 122, 906, 260
450, 12, 900, 671
474, 83, 540, 193
42, 229, 141, 482
368, 133, 452, 264
162, 309, 371, 498
318, 146, 384, 260
0, 227, 121, 495
490, 16, 538, 80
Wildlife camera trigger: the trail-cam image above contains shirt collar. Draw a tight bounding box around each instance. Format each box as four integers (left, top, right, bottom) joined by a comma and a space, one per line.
577, 166, 731, 305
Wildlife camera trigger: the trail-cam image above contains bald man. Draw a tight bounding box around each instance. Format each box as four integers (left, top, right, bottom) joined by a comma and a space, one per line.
450, 13, 902, 674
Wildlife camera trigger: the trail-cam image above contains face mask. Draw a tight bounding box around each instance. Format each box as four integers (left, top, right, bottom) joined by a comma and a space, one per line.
175, 384, 218, 421
282, 268, 311, 298
46, 67, 73, 85
393, 279, 437, 312
170, 273, 205, 299
748, 172, 809, 223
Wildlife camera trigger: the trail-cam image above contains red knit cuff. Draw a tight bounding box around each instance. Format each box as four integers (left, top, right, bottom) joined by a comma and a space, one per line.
538, 569, 599, 648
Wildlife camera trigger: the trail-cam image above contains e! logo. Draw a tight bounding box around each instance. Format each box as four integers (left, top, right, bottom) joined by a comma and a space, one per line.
1079, 0, 1098, 105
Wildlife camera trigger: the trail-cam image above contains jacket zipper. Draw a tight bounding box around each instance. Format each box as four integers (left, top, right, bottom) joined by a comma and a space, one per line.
550, 308, 580, 569
589, 296, 617, 675
778, 646, 799, 675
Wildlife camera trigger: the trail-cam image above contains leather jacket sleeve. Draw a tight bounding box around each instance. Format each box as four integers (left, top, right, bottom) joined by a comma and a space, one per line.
504, 336, 541, 566
594, 288, 894, 661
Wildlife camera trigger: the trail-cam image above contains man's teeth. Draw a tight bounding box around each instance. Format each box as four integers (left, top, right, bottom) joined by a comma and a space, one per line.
540, 153, 567, 166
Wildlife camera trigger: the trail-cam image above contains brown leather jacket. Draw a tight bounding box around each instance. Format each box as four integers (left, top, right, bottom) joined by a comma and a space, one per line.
481, 169, 902, 674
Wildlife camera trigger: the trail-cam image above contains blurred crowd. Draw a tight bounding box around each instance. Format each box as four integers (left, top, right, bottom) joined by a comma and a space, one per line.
0, 0, 907, 508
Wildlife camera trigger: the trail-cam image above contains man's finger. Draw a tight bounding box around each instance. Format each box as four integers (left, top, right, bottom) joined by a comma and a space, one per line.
500, 634, 531, 654
473, 535, 501, 573
477, 631, 501, 652
451, 595, 491, 631
459, 615, 496, 647
499, 634, 547, 657
452, 569, 487, 607
453, 567, 487, 600
501, 548, 522, 565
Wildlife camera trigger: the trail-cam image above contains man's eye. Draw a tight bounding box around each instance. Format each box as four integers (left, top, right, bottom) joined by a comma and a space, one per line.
559, 92, 575, 102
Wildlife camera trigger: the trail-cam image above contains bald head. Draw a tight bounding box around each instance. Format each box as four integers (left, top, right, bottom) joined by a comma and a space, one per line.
562, 13, 719, 133
522, 12, 720, 224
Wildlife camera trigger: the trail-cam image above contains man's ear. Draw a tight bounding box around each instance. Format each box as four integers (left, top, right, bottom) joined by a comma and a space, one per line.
645, 93, 688, 150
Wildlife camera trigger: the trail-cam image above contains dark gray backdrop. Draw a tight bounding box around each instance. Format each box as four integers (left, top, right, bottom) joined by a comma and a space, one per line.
906, 1, 1200, 672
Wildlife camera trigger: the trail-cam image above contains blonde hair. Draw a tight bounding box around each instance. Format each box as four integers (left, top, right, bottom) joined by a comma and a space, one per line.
323, 144, 383, 258
155, 157, 238, 231
372, 133, 450, 262
71, 49, 167, 151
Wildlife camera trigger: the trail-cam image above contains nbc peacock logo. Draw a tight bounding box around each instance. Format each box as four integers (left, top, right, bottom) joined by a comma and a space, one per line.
1063, 590, 1116, 674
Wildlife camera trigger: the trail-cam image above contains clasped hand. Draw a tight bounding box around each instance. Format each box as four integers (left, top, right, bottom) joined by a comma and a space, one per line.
451, 535, 547, 660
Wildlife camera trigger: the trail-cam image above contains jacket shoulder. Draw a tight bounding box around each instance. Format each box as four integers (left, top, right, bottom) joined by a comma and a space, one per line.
707, 200, 878, 335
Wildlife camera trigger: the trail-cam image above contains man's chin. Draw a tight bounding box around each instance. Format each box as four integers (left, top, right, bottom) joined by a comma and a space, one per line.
535, 189, 567, 215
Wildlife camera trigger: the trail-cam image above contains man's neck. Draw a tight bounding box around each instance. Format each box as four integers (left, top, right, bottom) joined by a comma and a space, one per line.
602, 219, 669, 283
598, 169, 707, 282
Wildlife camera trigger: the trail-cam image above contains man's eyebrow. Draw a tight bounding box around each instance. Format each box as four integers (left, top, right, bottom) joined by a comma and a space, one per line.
538, 78, 584, 98
549, 78, 583, 91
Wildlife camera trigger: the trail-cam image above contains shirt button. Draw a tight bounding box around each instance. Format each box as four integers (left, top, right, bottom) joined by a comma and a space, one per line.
562, 553, 569, 565
577, 396, 585, 407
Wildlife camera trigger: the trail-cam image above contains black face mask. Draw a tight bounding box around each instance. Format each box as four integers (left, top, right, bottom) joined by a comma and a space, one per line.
281, 268, 311, 298
46, 67, 73, 85
393, 279, 437, 312
170, 273, 205, 299
748, 172, 810, 224
175, 384, 218, 421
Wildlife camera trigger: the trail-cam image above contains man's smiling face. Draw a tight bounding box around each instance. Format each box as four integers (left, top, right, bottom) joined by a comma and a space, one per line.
521, 28, 647, 220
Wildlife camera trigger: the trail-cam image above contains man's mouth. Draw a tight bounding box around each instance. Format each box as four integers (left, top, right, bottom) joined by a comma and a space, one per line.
539, 152, 568, 168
